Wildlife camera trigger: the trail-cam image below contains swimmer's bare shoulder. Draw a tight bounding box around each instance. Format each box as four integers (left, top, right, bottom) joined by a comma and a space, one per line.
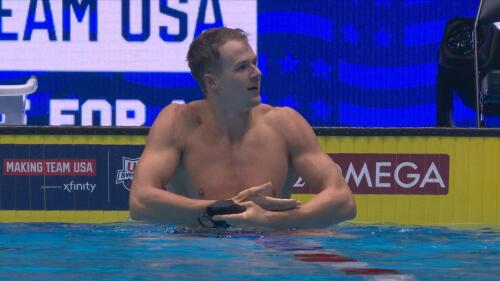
146, 101, 203, 148
262, 105, 314, 145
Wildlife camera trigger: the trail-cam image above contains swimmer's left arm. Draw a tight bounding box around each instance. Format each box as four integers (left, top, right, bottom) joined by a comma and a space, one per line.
270, 107, 356, 229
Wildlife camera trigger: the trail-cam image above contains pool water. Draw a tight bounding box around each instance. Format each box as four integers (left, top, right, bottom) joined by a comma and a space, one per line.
0, 223, 499, 280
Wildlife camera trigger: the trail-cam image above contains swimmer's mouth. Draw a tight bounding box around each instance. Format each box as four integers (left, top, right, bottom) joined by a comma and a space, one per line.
248, 86, 259, 91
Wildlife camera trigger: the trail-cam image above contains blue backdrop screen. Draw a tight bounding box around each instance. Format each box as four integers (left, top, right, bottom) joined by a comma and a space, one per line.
0, 0, 480, 127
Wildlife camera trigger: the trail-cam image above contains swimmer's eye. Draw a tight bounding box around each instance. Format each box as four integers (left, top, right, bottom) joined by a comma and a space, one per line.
236, 64, 249, 71
236, 60, 258, 71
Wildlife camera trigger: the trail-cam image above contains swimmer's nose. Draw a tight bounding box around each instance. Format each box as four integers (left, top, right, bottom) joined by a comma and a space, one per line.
250, 64, 261, 81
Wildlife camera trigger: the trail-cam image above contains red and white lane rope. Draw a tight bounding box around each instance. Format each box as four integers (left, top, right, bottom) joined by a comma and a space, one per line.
258, 237, 415, 281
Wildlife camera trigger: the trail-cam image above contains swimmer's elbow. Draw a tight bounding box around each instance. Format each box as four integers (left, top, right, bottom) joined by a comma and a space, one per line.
344, 194, 357, 221
336, 186, 356, 223
128, 196, 144, 221
129, 203, 142, 221
128, 186, 148, 221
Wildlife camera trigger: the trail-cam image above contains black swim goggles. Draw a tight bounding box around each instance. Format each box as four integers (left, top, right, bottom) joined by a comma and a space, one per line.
197, 200, 246, 228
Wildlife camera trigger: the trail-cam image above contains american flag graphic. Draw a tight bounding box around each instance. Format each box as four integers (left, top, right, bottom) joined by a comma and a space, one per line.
0, 0, 480, 127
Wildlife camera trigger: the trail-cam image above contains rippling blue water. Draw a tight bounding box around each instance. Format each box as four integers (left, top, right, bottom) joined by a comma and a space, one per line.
0, 223, 498, 280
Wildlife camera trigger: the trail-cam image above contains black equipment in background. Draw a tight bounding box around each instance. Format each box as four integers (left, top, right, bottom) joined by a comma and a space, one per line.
436, 18, 477, 127
437, 0, 500, 127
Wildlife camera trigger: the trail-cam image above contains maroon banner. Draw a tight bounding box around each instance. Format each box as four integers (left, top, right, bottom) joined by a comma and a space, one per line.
293, 154, 449, 195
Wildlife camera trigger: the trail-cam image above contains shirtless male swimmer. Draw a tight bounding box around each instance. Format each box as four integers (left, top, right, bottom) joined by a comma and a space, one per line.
129, 27, 356, 230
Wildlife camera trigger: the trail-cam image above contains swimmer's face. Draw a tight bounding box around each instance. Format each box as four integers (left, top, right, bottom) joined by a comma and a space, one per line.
212, 40, 262, 109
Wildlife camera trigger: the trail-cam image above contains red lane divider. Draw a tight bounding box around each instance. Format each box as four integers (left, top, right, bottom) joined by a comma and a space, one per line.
295, 253, 357, 262
187, 231, 411, 279
342, 268, 401, 275
295, 252, 401, 276
259, 238, 408, 279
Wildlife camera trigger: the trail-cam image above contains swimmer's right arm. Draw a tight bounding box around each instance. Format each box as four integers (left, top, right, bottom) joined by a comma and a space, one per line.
129, 104, 215, 225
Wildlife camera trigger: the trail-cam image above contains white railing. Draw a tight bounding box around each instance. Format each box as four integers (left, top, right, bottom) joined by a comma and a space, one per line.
0, 76, 38, 125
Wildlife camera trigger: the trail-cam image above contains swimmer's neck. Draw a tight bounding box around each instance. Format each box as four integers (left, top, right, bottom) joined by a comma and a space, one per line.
205, 98, 255, 140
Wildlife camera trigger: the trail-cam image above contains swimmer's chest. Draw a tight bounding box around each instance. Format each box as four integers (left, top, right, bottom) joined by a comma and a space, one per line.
180, 128, 290, 199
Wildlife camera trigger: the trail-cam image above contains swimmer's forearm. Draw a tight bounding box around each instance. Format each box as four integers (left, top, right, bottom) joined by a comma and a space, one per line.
129, 187, 215, 225
267, 187, 356, 229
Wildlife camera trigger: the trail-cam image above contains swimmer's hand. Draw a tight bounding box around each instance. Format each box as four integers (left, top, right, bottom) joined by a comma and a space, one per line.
232, 182, 300, 211
212, 201, 274, 231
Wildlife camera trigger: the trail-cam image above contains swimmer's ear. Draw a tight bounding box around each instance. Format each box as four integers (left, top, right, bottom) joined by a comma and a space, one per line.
203, 73, 218, 92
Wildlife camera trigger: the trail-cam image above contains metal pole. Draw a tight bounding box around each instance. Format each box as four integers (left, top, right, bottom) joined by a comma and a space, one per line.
474, 0, 485, 127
